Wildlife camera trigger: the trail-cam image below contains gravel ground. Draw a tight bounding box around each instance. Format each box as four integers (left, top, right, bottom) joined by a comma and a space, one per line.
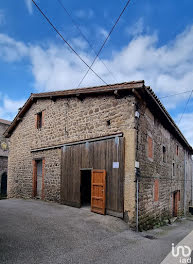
0, 199, 193, 264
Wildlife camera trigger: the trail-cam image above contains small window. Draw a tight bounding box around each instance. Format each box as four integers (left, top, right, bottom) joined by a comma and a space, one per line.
176, 145, 179, 156
35, 111, 44, 129
154, 179, 159, 202
148, 136, 153, 159
162, 146, 166, 163
172, 162, 175, 177
37, 112, 42, 129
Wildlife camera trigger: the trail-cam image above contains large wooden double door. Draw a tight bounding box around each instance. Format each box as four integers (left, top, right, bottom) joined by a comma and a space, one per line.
61, 136, 124, 217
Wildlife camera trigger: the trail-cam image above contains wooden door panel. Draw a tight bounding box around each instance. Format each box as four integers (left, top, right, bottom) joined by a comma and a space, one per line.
91, 170, 106, 215
173, 192, 178, 217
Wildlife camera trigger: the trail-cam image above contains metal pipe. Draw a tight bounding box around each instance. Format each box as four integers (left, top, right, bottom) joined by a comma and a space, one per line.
192, 158, 193, 205
136, 176, 139, 232
184, 151, 187, 216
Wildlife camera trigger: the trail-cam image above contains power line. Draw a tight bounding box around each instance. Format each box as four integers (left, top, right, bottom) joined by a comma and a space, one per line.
178, 90, 193, 125
77, 0, 132, 88
159, 90, 193, 99
31, 0, 108, 85
56, 0, 118, 83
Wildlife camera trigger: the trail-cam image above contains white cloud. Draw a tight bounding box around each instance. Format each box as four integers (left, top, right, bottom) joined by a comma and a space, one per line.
98, 27, 108, 39
126, 18, 144, 36
0, 24, 193, 144
1, 25, 193, 100
74, 9, 94, 19
175, 113, 193, 147
0, 95, 26, 121
24, 0, 33, 15
0, 33, 28, 62
71, 37, 88, 50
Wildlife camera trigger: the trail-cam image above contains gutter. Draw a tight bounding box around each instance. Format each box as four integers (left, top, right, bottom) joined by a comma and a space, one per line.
145, 87, 193, 153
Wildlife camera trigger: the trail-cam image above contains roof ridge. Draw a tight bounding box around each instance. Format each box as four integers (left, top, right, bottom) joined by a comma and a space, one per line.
32, 80, 145, 97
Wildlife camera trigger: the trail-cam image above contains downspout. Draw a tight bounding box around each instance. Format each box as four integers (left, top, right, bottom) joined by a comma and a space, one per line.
184, 151, 187, 216
136, 175, 139, 232
192, 157, 193, 205
134, 101, 140, 232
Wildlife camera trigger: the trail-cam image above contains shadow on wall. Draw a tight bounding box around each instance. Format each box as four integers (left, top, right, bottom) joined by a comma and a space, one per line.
0, 172, 7, 199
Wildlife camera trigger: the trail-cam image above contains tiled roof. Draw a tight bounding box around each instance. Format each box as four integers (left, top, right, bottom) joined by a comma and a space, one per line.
3, 80, 193, 153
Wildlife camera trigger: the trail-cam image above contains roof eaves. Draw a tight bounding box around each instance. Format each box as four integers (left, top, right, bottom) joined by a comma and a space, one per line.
31, 81, 145, 99
4, 81, 145, 138
145, 86, 193, 153
4, 95, 33, 138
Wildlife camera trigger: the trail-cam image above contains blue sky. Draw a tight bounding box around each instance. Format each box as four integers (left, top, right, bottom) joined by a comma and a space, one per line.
0, 0, 193, 145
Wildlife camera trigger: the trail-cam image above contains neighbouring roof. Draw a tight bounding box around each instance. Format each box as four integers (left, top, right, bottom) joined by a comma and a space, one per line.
3, 80, 193, 153
0, 119, 11, 126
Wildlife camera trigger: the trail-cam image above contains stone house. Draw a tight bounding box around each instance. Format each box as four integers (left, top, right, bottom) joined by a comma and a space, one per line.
4, 81, 193, 229
0, 119, 11, 198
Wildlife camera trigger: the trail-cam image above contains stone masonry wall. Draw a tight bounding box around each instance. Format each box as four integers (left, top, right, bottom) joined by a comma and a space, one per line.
0, 156, 8, 193
8, 94, 136, 217
0, 156, 8, 176
0, 122, 10, 158
136, 102, 193, 230
0, 122, 10, 193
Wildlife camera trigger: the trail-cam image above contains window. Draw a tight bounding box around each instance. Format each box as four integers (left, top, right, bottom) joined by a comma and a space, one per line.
37, 112, 42, 129
172, 162, 175, 177
35, 111, 44, 129
148, 136, 153, 159
176, 145, 179, 156
32, 159, 45, 199
162, 146, 166, 163
154, 179, 159, 202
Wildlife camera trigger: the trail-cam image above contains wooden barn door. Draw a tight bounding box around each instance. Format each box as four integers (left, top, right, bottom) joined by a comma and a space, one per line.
91, 170, 106, 215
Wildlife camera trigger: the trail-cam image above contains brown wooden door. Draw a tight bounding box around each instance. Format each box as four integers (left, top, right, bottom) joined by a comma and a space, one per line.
91, 170, 106, 215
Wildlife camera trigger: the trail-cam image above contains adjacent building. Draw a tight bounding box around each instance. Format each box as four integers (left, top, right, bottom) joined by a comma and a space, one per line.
0, 119, 11, 198
4, 81, 193, 230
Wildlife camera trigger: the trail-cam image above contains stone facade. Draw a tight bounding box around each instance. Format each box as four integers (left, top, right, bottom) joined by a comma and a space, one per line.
8, 95, 136, 221
136, 103, 193, 230
6, 85, 193, 229
0, 119, 11, 196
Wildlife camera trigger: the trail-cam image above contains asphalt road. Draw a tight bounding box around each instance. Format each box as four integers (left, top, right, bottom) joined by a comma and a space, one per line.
0, 199, 193, 264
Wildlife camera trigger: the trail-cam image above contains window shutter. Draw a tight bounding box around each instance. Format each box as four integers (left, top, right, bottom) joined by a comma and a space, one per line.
154, 179, 159, 202
148, 136, 153, 159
